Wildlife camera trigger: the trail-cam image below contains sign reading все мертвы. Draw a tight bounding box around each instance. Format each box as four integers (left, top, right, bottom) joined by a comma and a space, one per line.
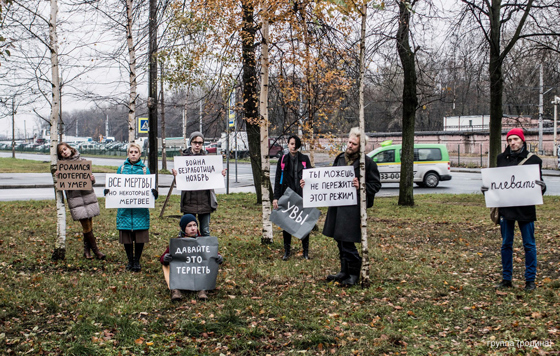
104, 174, 156, 208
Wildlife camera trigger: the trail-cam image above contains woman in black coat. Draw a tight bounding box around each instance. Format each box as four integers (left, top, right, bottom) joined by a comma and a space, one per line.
273, 135, 312, 260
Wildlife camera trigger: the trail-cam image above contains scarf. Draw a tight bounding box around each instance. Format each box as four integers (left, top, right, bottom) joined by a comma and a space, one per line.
344, 151, 360, 166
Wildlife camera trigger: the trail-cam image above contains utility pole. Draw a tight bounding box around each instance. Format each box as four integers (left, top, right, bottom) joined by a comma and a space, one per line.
11, 96, 15, 158
148, 0, 158, 184
105, 114, 109, 138
538, 64, 543, 154
553, 96, 560, 157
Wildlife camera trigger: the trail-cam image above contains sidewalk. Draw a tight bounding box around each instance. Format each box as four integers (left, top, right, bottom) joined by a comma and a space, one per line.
450, 167, 560, 177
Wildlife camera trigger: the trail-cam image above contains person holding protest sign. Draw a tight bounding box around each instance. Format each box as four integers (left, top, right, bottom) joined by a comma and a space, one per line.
108, 143, 158, 272
312, 128, 380, 286
172, 131, 226, 236
273, 135, 312, 260
56, 143, 105, 260
481, 128, 545, 291
160, 214, 223, 301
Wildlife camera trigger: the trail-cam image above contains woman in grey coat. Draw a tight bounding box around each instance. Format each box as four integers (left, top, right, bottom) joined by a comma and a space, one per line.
57, 143, 105, 259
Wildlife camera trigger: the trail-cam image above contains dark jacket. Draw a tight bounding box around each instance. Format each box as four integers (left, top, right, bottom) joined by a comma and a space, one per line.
62, 151, 100, 221
273, 151, 311, 199
497, 144, 544, 222
179, 148, 215, 215
116, 158, 151, 231
322, 152, 381, 243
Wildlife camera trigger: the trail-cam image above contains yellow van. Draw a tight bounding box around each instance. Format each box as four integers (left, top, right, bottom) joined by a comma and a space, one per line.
367, 143, 452, 188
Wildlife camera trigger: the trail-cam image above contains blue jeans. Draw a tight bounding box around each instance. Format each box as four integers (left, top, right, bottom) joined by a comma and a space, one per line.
196, 213, 211, 236
500, 219, 537, 282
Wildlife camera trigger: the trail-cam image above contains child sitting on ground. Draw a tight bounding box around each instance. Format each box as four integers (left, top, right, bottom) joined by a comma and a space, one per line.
160, 214, 223, 301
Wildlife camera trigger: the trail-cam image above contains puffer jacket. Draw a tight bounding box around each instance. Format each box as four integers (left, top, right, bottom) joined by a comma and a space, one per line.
179, 148, 215, 214
116, 158, 151, 231
62, 151, 100, 221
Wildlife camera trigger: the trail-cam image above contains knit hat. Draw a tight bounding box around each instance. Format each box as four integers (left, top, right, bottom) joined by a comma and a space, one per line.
179, 214, 198, 232
189, 131, 204, 144
506, 128, 525, 142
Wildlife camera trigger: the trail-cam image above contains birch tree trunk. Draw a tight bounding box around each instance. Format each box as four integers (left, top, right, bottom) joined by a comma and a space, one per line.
357, 2, 370, 288
126, 0, 137, 143
49, 0, 66, 261
259, 20, 273, 245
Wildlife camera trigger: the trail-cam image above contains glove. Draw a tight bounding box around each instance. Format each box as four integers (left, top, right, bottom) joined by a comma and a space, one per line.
104, 189, 110, 196
480, 186, 488, 194
216, 255, 223, 265
151, 189, 159, 199
163, 253, 172, 263
535, 180, 546, 191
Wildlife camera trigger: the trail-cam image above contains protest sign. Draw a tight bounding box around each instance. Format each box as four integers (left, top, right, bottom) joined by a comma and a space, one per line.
481, 165, 543, 208
269, 188, 321, 239
169, 236, 219, 291
174, 155, 225, 191
56, 160, 92, 190
302, 166, 357, 208
104, 174, 155, 208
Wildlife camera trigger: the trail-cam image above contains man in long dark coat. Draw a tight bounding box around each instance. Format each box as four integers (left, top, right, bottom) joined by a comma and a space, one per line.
323, 127, 381, 286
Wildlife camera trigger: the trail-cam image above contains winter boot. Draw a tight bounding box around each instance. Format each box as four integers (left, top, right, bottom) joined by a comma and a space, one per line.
133, 243, 144, 272
326, 258, 348, 282
340, 261, 361, 287
83, 236, 93, 260
302, 236, 310, 260
124, 244, 134, 271
171, 289, 183, 302
197, 290, 208, 300
84, 231, 105, 260
282, 234, 292, 261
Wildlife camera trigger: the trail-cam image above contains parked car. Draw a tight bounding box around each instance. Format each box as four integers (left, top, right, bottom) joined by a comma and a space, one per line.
269, 142, 283, 158
206, 142, 220, 154
367, 143, 452, 188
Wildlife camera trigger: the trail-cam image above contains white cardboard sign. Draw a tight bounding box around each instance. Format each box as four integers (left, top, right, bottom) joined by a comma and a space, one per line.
174, 155, 225, 191
481, 165, 543, 208
105, 174, 155, 208
302, 166, 357, 208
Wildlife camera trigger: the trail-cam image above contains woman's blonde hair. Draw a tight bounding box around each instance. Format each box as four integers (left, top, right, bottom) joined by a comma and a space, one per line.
127, 142, 142, 154
349, 127, 368, 145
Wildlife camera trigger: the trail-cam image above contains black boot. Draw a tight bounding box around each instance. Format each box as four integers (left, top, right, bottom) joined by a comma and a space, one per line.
133, 243, 144, 272
326, 258, 348, 282
124, 244, 134, 271
341, 261, 361, 287
282, 234, 291, 261
302, 236, 310, 260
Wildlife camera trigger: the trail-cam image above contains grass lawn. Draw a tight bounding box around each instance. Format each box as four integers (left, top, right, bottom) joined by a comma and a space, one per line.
0, 157, 118, 174
1, 194, 559, 355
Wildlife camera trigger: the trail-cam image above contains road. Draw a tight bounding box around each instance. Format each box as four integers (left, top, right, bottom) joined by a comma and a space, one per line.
1, 152, 560, 201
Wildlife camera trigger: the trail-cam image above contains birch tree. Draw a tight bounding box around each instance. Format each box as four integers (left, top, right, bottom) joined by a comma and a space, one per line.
356, 1, 370, 287
259, 19, 273, 244
48, 0, 65, 260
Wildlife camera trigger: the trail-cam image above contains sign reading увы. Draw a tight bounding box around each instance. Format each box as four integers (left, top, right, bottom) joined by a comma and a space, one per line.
56, 160, 93, 190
